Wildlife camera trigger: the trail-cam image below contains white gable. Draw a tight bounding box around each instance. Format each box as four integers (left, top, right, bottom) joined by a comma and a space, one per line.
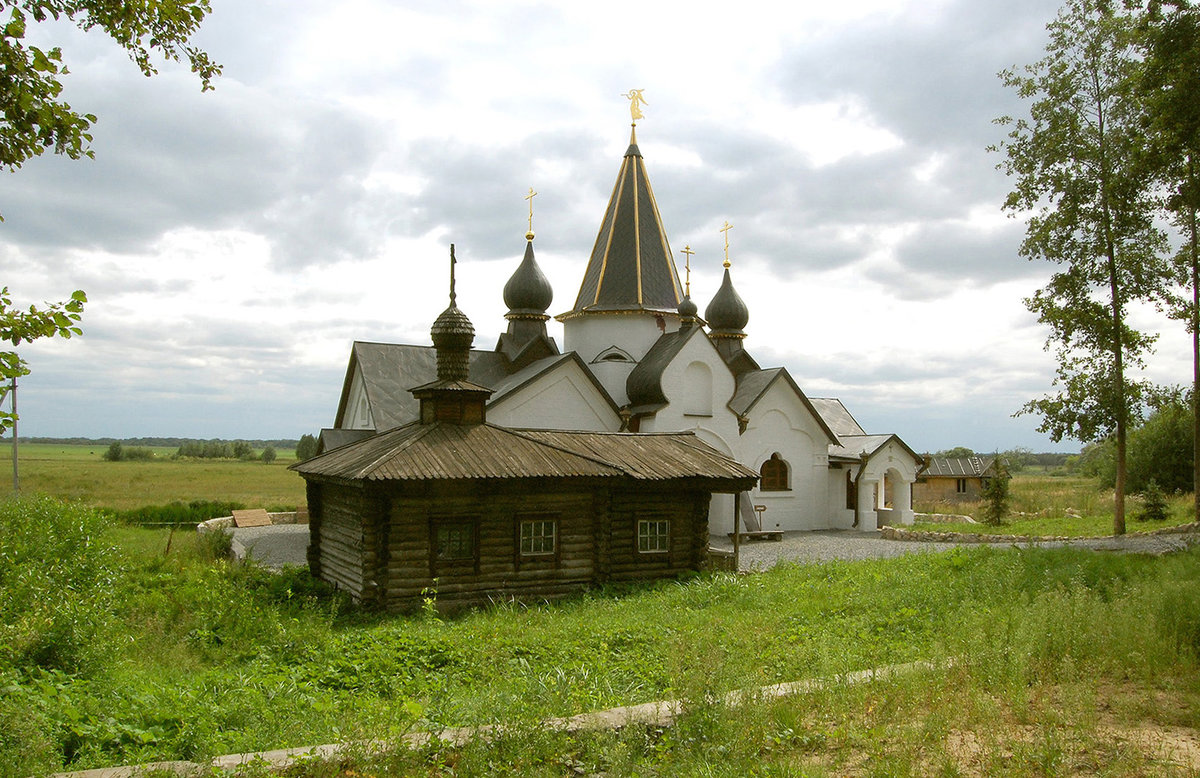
341, 366, 374, 430
488, 361, 620, 431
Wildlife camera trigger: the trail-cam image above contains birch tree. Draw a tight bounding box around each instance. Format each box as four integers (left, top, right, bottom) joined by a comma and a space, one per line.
1140, 0, 1200, 520
994, 0, 1169, 535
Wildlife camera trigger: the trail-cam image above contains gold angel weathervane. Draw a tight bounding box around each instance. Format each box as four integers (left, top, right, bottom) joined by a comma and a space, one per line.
623, 89, 648, 123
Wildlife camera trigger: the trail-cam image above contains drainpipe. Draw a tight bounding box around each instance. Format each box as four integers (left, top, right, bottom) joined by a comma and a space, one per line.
851, 450, 869, 528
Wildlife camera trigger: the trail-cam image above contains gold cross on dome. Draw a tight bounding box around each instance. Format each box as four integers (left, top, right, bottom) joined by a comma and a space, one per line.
720, 221, 733, 268
680, 245, 695, 297
524, 187, 538, 240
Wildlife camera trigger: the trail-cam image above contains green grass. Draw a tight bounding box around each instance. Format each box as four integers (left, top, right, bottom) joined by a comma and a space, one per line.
913, 473, 1197, 536
0, 443, 304, 510
2, 496, 1198, 776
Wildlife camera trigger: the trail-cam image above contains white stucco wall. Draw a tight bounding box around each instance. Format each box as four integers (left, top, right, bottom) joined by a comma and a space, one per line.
737, 380, 833, 532
488, 363, 621, 431
563, 313, 678, 405
342, 368, 374, 430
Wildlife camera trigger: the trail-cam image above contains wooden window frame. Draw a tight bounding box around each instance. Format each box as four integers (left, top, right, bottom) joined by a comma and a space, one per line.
430, 516, 479, 576
760, 453, 791, 492
636, 518, 670, 554
955, 478, 968, 494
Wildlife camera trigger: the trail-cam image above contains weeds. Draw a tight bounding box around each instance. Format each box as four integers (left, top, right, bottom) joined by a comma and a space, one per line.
2, 496, 1199, 776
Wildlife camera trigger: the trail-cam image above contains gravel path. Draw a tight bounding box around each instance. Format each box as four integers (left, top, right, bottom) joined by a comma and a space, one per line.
230, 525, 1199, 572
709, 529, 1200, 572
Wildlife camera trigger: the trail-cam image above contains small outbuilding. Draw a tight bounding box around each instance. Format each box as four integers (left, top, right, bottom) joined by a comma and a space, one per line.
293, 267, 757, 611
912, 456, 1001, 504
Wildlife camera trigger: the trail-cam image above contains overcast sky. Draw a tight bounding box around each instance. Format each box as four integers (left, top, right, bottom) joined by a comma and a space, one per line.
3, 0, 1190, 452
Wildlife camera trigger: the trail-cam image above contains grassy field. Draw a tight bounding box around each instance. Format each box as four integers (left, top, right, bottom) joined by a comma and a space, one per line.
1, 497, 1198, 776
0, 443, 305, 510
913, 473, 1198, 536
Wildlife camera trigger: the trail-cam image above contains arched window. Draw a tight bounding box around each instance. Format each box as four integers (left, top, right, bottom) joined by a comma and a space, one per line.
760, 453, 790, 491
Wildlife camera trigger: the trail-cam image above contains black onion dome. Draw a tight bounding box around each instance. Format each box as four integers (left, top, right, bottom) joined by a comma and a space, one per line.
704, 268, 749, 335
503, 241, 553, 315
678, 295, 699, 320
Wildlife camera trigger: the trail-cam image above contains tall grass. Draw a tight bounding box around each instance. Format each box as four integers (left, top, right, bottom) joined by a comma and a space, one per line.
915, 473, 1197, 535
2, 497, 1197, 775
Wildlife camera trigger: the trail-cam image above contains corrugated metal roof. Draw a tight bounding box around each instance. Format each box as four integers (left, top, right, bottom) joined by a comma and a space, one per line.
294, 422, 758, 488
922, 456, 996, 477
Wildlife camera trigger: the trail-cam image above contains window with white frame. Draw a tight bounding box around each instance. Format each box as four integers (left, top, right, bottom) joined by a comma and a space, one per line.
519, 518, 557, 556
637, 519, 670, 553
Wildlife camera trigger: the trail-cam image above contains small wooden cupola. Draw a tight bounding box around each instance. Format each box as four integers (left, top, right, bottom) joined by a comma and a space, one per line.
409, 244, 493, 425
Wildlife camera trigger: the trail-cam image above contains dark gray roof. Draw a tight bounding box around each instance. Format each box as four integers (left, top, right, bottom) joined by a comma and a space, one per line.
562, 128, 684, 317
728, 368, 839, 445
830, 434, 923, 466
922, 456, 997, 477
293, 423, 757, 489
334, 342, 527, 430
317, 427, 374, 454
809, 398, 867, 437
625, 326, 700, 410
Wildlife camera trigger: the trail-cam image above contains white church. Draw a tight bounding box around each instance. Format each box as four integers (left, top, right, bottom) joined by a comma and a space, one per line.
319, 125, 922, 535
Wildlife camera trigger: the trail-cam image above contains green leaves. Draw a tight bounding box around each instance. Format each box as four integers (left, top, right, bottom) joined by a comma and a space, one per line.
0, 0, 220, 177
0, 287, 87, 431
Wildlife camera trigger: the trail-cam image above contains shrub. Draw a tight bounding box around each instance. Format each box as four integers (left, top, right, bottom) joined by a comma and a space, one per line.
1137, 479, 1169, 522
0, 497, 120, 675
260, 446, 277, 464
295, 433, 319, 461
102, 441, 123, 461
980, 459, 1010, 526
107, 500, 244, 526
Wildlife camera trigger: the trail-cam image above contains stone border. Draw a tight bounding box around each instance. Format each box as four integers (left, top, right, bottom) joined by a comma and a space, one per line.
882, 521, 1200, 544
52, 660, 943, 777
196, 512, 306, 534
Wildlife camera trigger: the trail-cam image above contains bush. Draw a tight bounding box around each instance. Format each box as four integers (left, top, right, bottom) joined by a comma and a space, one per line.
102, 441, 122, 461
106, 500, 244, 526
1137, 479, 1169, 522
260, 446, 277, 464
295, 433, 318, 461
980, 460, 1010, 526
0, 497, 120, 675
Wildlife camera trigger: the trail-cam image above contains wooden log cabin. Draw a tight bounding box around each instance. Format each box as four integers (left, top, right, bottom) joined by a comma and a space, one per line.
293, 268, 757, 611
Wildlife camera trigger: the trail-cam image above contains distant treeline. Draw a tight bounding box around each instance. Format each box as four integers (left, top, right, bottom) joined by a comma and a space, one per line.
19, 436, 302, 448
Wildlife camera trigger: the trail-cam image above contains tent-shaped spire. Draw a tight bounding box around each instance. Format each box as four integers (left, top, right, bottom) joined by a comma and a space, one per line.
561, 127, 684, 318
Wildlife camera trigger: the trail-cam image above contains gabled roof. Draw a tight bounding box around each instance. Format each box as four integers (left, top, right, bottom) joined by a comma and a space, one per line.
922, 456, 997, 477
488, 351, 622, 419
293, 423, 757, 489
728, 367, 839, 445
335, 342, 584, 431
561, 128, 684, 318
625, 325, 706, 413
809, 398, 867, 438
830, 434, 923, 466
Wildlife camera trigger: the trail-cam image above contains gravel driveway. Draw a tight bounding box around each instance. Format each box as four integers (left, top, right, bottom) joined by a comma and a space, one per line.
231, 525, 1198, 572
710, 529, 1199, 571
